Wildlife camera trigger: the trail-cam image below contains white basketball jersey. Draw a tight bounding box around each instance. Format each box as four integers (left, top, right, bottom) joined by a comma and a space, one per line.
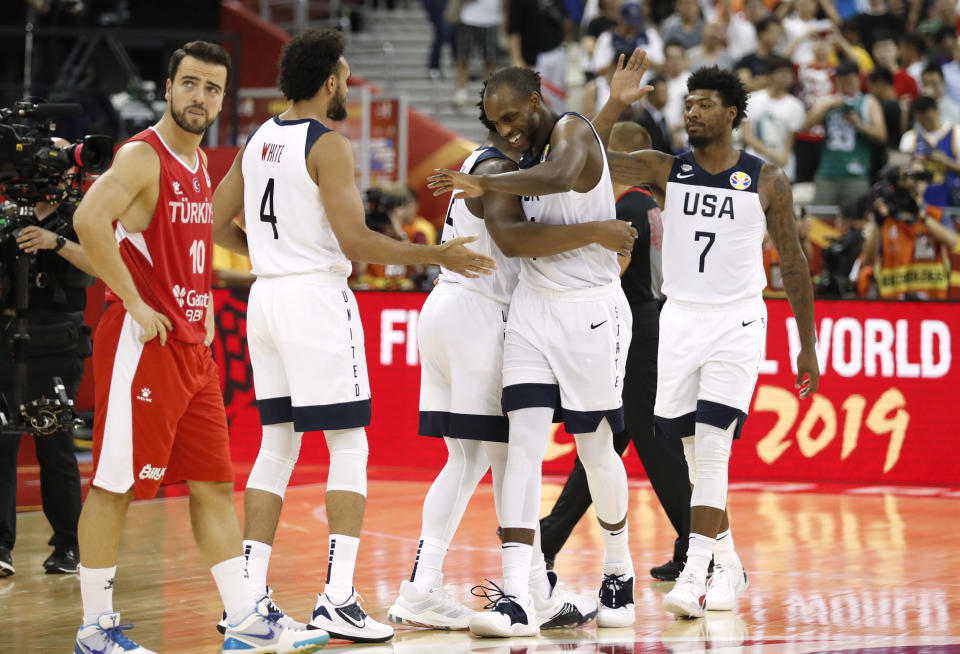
242, 116, 352, 278
661, 151, 767, 304
519, 113, 620, 291
437, 146, 520, 306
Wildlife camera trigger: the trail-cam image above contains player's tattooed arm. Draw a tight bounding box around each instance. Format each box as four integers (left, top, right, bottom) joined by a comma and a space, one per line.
212, 144, 249, 256
761, 162, 819, 398
607, 149, 673, 195
477, 158, 637, 258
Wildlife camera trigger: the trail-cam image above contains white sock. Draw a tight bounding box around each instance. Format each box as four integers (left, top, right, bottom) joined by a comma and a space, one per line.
411, 536, 446, 591
324, 534, 359, 604
682, 533, 715, 583
243, 540, 272, 604
80, 565, 116, 624
528, 529, 552, 602
713, 528, 738, 568
601, 519, 631, 565
212, 556, 255, 626
501, 542, 533, 599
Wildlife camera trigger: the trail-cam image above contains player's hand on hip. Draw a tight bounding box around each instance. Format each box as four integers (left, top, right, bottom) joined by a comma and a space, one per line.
795, 346, 819, 399
428, 169, 484, 199
436, 236, 498, 277
203, 303, 215, 347
595, 219, 638, 256
124, 298, 174, 346
610, 49, 654, 107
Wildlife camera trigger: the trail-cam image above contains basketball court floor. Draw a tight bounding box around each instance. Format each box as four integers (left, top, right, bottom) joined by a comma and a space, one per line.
3, 471, 959, 653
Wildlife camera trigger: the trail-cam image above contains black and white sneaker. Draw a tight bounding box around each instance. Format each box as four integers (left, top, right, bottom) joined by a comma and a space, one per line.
307, 587, 394, 642
43, 547, 79, 574
598, 563, 636, 627
536, 571, 598, 629
468, 580, 538, 637
0, 546, 13, 577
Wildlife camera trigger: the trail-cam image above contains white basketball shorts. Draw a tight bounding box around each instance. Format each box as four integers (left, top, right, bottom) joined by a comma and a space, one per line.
418, 283, 509, 442
653, 296, 767, 439
501, 280, 632, 434
247, 273, 371, 431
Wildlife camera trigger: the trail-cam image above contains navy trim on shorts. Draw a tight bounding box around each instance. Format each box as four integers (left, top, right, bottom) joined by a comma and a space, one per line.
292, 399, 372, 431
561, 407, 625, 434
654, 400, 746, 440
258, 396, 294, 425
419, 411, 509, 443
502, 383, 561, 413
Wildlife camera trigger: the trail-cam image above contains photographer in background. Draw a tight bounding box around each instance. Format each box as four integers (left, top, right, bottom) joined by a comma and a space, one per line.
861, 163, 958, 300
817, 196, 868, 299
0, 196, 96, 576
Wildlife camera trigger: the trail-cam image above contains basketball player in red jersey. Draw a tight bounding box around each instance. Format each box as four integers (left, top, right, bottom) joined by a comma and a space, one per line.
71, 42, 329, 654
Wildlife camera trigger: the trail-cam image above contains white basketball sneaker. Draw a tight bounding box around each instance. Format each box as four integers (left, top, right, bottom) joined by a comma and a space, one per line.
535, 571, 598, 630
705, 560, 748, 611
468, 581, 538, 637
75, 613, 156, 654
387, 580, 474, 630
224, 598, 329, 653
662, 571, 707, 618
218, 586, 307, 634
308, 587, 394, 642
597, 563, 636, 627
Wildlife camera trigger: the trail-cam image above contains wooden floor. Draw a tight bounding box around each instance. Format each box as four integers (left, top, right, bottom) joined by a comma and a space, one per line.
3, 476, 960, 653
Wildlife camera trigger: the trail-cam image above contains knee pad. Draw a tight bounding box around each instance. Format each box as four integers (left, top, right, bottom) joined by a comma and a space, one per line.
325, 428, 369, 496
247, 424, 304, 498
690, 423, 734, 511
681, 436, 696, 484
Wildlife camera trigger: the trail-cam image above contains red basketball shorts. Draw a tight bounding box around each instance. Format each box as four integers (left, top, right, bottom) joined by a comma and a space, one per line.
91, 303, 233, 499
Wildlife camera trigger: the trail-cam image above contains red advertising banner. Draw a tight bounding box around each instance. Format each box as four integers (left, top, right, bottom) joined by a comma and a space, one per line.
212, 289, 959, 486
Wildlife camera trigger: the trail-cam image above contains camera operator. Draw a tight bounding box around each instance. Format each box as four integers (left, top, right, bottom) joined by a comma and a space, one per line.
816, 196, 868, 298
861, 163, 958, 300
0, 195, 96, 577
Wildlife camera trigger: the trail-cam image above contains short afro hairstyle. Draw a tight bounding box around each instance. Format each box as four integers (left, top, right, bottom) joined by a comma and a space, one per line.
686, 66, 749, 128
478, 81, 495, 131
278, 28, 346, 102
169, 41, 232, 89
483, 67, 542, 102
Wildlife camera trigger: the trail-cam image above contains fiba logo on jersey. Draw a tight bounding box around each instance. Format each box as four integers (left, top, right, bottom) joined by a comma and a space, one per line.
172, 284, 187, 307
729, 171, 752, 190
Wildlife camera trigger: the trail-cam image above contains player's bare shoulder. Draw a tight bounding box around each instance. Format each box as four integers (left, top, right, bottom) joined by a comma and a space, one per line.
94, 140, 162, 232
757, 161, 792, 213
307, 129, 353, 182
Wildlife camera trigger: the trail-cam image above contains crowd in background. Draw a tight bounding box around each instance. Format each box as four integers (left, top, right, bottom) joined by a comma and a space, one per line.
413, 0, 960, 300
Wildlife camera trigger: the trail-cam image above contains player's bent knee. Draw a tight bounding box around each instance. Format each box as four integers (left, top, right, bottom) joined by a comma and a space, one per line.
246, 425, 303, 498
325, 427, 369, 496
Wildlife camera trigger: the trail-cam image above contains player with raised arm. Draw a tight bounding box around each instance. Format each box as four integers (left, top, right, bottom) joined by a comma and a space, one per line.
72, 41, 328, 654
591, 51, 819, 617
387, 89, 635, 632
429, 67, 638, 637
210, 29, 496, 643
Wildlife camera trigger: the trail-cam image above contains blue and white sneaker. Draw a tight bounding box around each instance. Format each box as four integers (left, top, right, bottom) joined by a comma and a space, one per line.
224, 597, 329, 653
468, 580, 538, 638
598, 563, 636, 627
75, 612, 155, 653
218, 586, 307, 634
536, 571, 598, 630
308, 588, 394, 642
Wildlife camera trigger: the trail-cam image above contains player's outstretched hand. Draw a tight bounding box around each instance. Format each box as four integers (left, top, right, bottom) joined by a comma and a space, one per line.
428, 169, 484, 199
436, 235, 498, 277
124, 298, 173, 346
594, 219, 638, 256
610, 49, 654, 108
795, 347, 819, 399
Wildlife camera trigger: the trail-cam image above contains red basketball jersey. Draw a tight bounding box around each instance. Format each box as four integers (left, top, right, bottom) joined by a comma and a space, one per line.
105, 127, 213, 344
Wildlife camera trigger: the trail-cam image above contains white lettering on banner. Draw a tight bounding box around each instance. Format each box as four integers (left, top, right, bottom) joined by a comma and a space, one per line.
784, 317, 951, 379
380, 309, 419, 366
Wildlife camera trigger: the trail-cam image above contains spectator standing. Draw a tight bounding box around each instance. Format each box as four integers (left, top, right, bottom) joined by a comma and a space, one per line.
454, 0, 501, 106
580, 0, 619, 80
424, 0, 455, 79
723, 0, 769, 63
899, 95, 960, 208
630, 75, 673, 153
662, 41, 693, 151
872, 33, 920, 101
591, 0, 665, 79
688, 23, 736, 71
900, 33, 928, 86
850, 0, 904, 52
794, 31, 838, 182
866, 67, 904, 180
736, 16, 784, 91
742, 56, 806, 180
921, 65, 960, 125
660, 0, 704, 50
782, 0, 838, 66
508, 0, 569, 110
804, 61, 887, 205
